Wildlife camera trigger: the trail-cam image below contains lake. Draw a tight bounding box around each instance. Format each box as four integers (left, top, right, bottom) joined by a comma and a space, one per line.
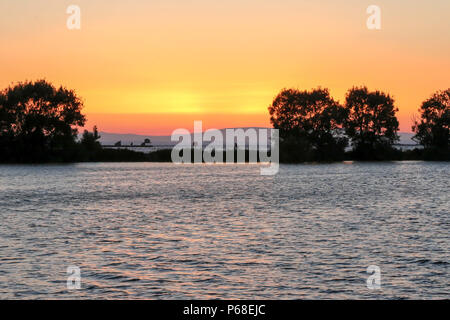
0, 162, 448, 299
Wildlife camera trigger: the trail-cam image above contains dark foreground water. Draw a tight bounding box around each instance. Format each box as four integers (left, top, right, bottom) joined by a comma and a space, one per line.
0, 162, 448, 299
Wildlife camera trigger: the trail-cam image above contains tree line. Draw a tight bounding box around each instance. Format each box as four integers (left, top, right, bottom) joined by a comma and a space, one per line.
269, 87, 449, 162
0, 80, 448, 163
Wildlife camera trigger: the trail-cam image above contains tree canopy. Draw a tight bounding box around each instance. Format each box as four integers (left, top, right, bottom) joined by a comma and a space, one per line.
269, 88, 348, 161
343, 86, 399, 159
413, 89, 450, 149
0, 80, 85, 162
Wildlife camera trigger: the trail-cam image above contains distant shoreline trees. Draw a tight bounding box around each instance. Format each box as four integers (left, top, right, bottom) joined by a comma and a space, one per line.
0, 80, 448, 163
269, 86, 449, 162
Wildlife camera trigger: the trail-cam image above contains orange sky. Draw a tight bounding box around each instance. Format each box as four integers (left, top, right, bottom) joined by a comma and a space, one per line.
1, 0, 449, 134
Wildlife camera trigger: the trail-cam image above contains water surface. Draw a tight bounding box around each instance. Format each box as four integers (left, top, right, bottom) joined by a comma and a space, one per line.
0, 162, 448, 299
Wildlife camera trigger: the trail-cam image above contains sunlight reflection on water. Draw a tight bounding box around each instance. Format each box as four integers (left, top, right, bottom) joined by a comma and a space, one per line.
0, 162, 448, 299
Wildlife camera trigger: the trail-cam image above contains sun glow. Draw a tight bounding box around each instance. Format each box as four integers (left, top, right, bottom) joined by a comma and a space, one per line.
1, 0, 449, 134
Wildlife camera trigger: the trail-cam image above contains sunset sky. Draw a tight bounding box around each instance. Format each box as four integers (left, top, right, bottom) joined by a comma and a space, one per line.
1, 0, 449, 135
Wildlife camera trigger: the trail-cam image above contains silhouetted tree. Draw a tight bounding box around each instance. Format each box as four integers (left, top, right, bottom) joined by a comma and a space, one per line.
412, 89, 449, 149
343, 87, 399, 159
80, 126, 101, 151
0, 80, 160, 163
77, 126, 103, 161
0, 80, 85, 162
269, 88, 348, 161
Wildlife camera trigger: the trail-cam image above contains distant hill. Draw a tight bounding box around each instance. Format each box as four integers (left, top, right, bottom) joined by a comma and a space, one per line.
397, 132, 416, 145
92, 128, 270, 146
94, 132, 173, 146
84, 129, 418, 147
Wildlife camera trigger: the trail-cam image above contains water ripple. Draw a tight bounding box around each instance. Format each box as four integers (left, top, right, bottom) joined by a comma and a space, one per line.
0, 162, 448, 299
